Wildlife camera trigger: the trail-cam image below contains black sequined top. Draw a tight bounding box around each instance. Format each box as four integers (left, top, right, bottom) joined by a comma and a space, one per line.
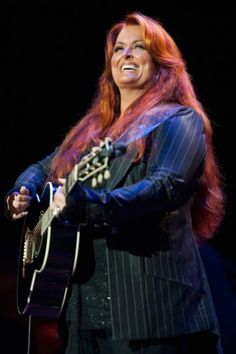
79, 238, 112, 330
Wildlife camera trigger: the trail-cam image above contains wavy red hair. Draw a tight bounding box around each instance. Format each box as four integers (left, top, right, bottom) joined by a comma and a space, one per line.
49, 12, 225, 240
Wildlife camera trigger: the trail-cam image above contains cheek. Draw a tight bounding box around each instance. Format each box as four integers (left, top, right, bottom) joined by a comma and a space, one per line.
111, 65, 116, 79
111, 55, 119, 69
111, 58, 119, 79
140, 52, 155, 66
144, 60, 156, 77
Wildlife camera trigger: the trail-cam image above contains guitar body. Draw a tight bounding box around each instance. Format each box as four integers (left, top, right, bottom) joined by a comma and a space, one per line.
17, 182, 80, 318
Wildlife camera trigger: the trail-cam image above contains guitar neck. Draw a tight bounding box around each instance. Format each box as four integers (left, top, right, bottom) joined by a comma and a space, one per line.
40, 204, 57, 236
40, 137, 120, 234
65, 163, 81, 196
39, 150, 99, 236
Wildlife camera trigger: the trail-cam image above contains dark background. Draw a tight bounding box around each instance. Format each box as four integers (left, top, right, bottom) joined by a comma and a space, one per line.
0, 1, 235, 353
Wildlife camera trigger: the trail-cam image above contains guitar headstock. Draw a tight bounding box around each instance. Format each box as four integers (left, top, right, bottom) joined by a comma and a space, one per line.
66, 137, 126, 191
77, 137, 112, 188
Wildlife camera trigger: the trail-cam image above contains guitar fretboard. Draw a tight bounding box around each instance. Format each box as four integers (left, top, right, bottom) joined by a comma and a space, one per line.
41, 207, 56, 236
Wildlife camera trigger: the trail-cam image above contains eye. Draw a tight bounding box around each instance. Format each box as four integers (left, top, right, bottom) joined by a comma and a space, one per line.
134, 43, 146, 50
113, 45, 123, 53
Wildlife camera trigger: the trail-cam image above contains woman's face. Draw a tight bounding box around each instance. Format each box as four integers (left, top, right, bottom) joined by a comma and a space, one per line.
111, 25, 156, 91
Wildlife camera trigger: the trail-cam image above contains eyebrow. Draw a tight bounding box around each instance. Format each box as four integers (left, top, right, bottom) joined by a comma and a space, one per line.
115, 39, 145, 45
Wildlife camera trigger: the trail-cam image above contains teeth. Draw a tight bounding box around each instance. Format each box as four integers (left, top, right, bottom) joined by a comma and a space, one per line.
121, 64, 137, 71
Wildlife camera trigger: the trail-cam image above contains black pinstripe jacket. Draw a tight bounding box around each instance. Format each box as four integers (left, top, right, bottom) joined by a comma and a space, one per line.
7, 105, 222, 349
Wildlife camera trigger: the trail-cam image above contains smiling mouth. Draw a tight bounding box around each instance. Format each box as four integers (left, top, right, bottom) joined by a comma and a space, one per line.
121, 64, 138, 72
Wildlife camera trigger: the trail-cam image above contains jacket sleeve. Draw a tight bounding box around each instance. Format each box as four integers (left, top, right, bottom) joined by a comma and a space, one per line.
6, 148, 58, 198
62, 108, 206, 226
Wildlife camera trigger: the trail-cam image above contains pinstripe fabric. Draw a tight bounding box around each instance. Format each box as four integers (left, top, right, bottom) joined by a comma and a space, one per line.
7, 105, 222, 352
96, 107, 221, 345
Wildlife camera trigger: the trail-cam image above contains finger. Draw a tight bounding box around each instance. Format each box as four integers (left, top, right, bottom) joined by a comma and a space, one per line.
14, 194, 22, 202
58, 178, 66, 185
19, 186, 30, 195
57, 184, 65, 194
12, 211, 28, 220
58, 185, 65, 192
14, 193, 31, 203
12, 202, 26, 213
12, 199, 31, 214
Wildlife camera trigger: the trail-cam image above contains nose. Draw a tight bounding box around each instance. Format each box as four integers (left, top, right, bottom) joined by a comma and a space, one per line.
123, 47, 133, 58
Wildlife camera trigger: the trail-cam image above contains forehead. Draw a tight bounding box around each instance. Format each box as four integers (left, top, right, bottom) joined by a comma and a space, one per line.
115, 25, 143, 43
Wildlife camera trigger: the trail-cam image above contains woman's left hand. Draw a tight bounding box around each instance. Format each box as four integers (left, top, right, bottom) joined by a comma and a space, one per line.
51, 178, 66, 213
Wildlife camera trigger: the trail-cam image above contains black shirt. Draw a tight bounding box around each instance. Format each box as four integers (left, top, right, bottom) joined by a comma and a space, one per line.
79, 238, 111, 330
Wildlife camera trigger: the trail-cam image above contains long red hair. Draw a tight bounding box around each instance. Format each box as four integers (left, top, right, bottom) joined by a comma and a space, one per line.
50, 12, 225, 240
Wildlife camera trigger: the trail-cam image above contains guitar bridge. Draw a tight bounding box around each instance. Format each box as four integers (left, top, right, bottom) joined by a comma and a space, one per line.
22, 230, 35, 277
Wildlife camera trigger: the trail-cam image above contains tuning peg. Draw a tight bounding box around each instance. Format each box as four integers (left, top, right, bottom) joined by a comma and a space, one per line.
92, 146, 99, 153
104, 170, 110, 180
92, 177, 97, 188
97, 173, 103, 184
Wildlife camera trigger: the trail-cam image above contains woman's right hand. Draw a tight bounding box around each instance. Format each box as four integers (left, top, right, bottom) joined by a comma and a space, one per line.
7, 186, 32, 220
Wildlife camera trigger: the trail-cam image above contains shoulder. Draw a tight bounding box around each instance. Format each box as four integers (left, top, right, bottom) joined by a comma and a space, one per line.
146, 103, 203, 123
149, 104, 206, 139
160, 106, 206, 145
170, 106, 205, 132
173, 105, 203, 120
151, 104, 205, 130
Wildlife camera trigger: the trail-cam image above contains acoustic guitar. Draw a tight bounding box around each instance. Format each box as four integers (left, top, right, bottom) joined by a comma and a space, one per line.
17, 137, 125, 318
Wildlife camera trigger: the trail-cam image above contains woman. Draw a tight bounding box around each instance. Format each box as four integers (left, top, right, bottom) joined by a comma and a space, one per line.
6, 11, 225, 354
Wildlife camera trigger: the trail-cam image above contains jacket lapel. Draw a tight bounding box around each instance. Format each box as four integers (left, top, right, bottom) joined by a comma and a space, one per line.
107, 103, 183, 190
107, 148, 137, 190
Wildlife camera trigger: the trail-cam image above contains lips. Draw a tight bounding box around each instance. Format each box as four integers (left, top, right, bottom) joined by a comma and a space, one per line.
121, 64, 138, 71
